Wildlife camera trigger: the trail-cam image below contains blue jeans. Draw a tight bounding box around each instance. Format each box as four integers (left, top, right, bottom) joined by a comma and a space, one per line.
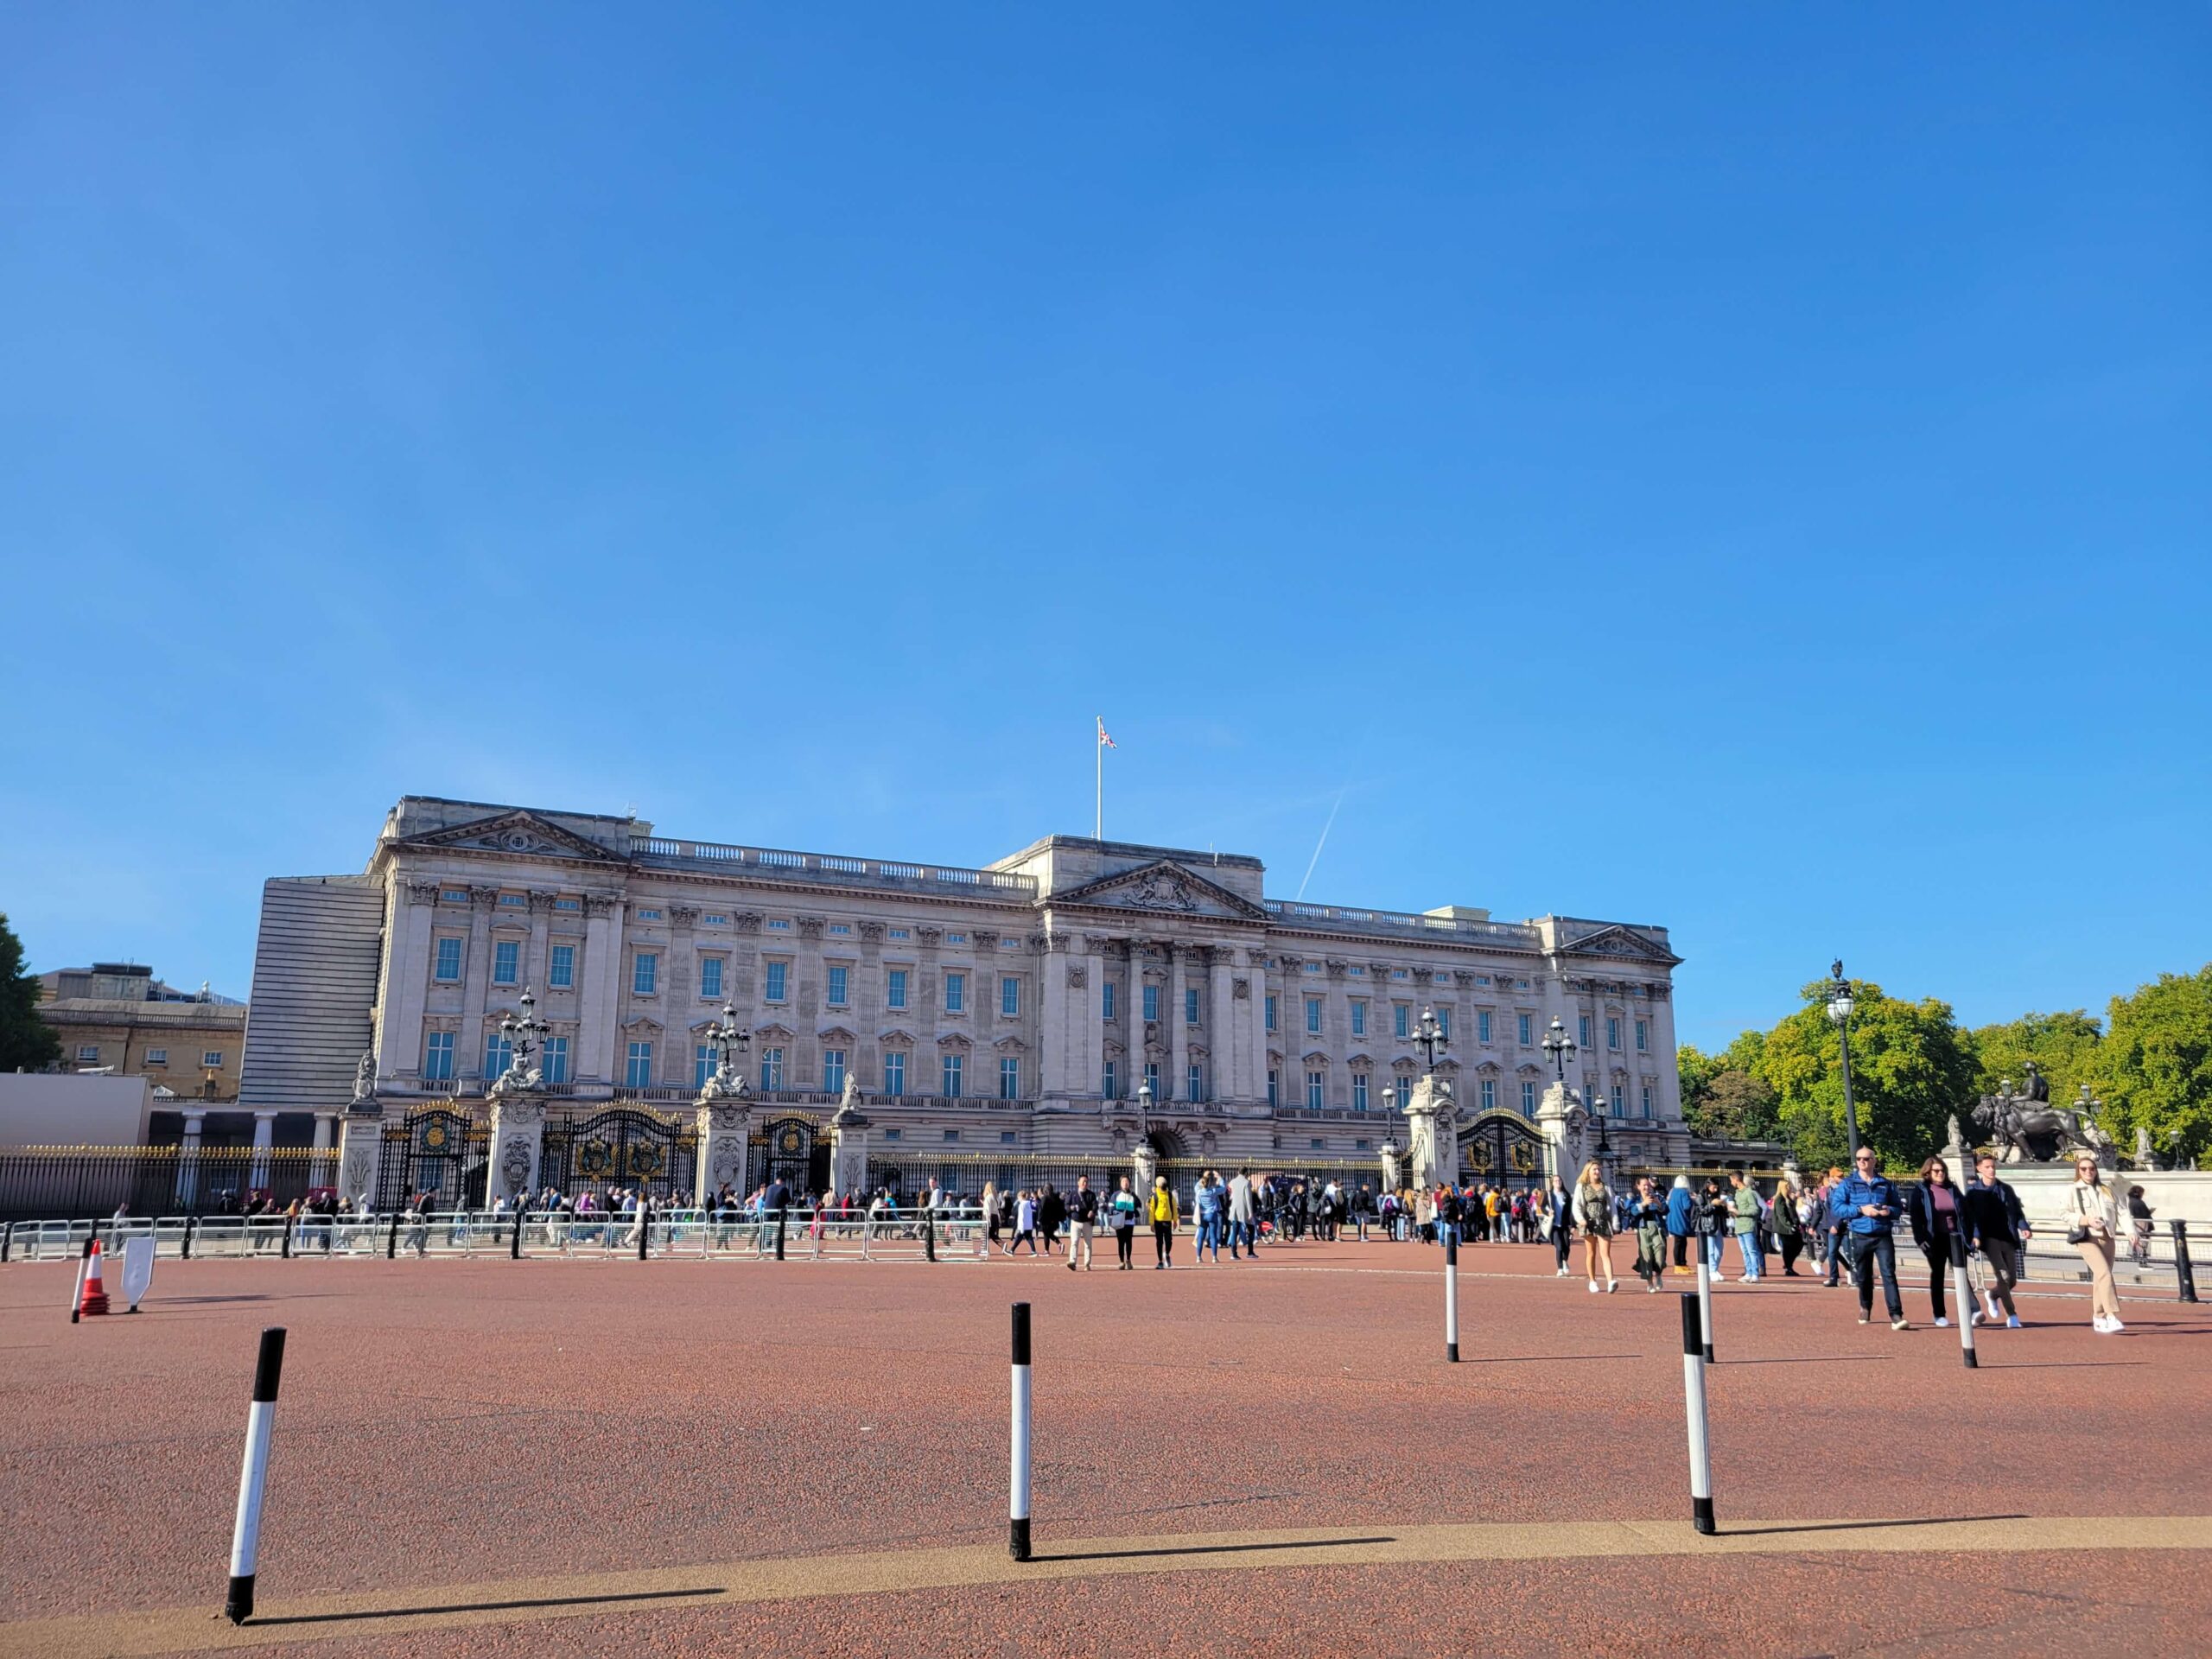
1704, 1232, 1726, 1269
1852, 1230, 1904, 1318
1229, 1219, 1255, 1256
1197, 1217, 1222, 1260
1733, 1231, 1762, 1280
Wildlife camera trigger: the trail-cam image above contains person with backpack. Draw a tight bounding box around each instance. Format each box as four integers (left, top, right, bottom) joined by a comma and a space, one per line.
1770, 1175, 1804, 1276
1572, 1162, 1618, 1293
1108, 1176, 1141, 1269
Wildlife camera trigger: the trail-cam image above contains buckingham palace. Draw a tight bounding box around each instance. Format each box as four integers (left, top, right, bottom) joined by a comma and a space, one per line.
239, 797, 1694, 1198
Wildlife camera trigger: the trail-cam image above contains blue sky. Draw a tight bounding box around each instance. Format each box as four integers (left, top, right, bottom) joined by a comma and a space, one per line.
3, 4, 2206, 1050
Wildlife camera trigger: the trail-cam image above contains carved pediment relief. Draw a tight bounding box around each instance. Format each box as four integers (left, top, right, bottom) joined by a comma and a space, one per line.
753, 1021, 795, 1039
398, 810, 623, 863
817, 1026, 858, 1044
1054, 860, 1268, 924
991, 1034, 1031, 1052
620, 1015, 663, 1033
937, 1032, 974, 1051
1562, 925, 1681, 966
877, 1027, 917, 1046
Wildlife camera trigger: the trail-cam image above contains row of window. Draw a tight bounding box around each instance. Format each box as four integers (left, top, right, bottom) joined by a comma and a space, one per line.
1261, 997, 1652, 1053
75, 1045, 226, 1067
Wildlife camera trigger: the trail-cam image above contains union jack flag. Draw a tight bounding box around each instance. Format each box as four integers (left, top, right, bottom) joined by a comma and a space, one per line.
1096, 717, 1117, 749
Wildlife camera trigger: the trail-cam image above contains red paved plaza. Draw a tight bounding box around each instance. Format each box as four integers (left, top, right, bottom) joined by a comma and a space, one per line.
2, 1237, 2205, 1657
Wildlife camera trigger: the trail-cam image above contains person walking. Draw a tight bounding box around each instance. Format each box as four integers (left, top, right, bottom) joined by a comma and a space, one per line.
1630, 1176, 1667, 1291
982, 1182, 1006, 1255
1548, 1177, 1575, 1276
1821, 1166, 1852, 1288
1147, 1174, 1177, 1268
2126, 1185, 2156, 1271
1834, 1147, 1909, 1329
1728, 1173, 1764, 1283
1038, 1184, 1065, 1258
1906, 1155, 1967, 1325
1770, 1175, 1804, 1276
2064, 1155, 2124, 1332
1664, 1173, 1695, 1274
1109, 1176, 1140, 1269
1228, 1168, 1256, 1259
1067, 1176, 1098, 1271
1572, 1161, 1618, 1294
1193, 1170, 1226, 1264
1962, 1153, 2029, 1328
1010, 1189, 1039, 1256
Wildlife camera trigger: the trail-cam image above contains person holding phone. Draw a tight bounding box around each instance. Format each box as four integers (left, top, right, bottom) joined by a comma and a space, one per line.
1832, 1147, 1909, 1329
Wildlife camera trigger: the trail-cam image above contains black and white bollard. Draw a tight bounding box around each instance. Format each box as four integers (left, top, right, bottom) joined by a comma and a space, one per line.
224, 1326, 288, 1624
1694, 1245, 1715, 1363
1948, 1230, 1978, 1369
2173, 1221, 2198, 1305
68, 1235, 95, 1323
1444, 1231, 1460, 1362
1679, 1294, 1715, 1535
511, 1209, 524, 1260
1010, 1300, 1033, 1562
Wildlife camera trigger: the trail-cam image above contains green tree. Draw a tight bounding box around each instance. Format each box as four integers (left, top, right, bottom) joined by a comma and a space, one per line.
1967, 1009, 2103, 1105
1677, 1044, 1719, 1122
0, 913, 60, 1072
2087, 965, 2212, 1166
1751, 978, 1979, 1171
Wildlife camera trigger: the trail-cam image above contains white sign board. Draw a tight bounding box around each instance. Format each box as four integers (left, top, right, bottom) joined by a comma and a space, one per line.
120, 1236, 156, 1312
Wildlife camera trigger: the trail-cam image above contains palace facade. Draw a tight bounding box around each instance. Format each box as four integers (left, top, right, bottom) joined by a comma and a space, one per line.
240, 797, 1693, 1174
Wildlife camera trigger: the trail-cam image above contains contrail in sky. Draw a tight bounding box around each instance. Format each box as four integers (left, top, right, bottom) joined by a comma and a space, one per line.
1295, 787, 1347, 901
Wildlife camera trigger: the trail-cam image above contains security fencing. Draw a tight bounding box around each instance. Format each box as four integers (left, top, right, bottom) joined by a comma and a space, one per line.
0, 1147, 328, 1225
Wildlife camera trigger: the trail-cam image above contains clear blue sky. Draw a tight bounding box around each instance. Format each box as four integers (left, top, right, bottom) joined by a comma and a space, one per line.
3, 5, 2207, 1050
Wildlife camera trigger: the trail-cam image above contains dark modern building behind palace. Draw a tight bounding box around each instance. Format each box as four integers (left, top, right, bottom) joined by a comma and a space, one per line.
239, 797, 1694, 1166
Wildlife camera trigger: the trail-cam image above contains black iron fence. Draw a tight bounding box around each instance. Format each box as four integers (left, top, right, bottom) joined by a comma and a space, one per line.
0, 1147, 327, 1224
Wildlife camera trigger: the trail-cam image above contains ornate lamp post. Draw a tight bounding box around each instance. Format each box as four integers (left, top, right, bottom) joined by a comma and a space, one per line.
1541, 1016, 1576, 1084
1827, 960, 1860, 1160
699, 1001, 752, 1096
1413, 1007, 1449, 1074
493, 988, 551, 1092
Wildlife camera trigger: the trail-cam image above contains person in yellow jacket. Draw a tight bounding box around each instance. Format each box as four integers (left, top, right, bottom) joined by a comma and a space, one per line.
1148, 1174, 1178, 1269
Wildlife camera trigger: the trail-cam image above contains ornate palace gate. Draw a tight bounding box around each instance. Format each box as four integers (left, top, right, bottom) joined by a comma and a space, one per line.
537, 1108, 696, 1204
1459, 1109, 1548, 1187
751, 1116, 829, 1196
378, 1109, 490, 1211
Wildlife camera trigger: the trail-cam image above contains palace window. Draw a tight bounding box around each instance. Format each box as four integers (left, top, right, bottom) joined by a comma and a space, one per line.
1310, 1137, 1325, 1151
942, 1053, 963, 1097
1517, 1013, 1533, 1046
632, 953, 658, 996
944, 1128, 961, 1143
1611, 1084, 1625, 1116
1351, 1000, 1367, 1037
827, 965, 849, 1007
493, 941, 520, 986
484, 1033, 512, 1080
441, 889, 467, 904
1641, 1083, 1653, 1116
1306, 997, 1323, 1035
1636, 1019, 1649, 1052
883, 1052, 906, 1096
1478, 1010, 1492, 1044
636, 908, 662, 921
760, 1047, 785, 1090
1145, 1062, 1160, 1098
764, 961, 787, 1002
203, 1048, 225, 1068
1002, 976, 1020, 1017
945, 971, 966, 1013
1103, 982, 1116, 1020
823, 1049, 847, 1094
423, 1032, 454, 1081
888, 927, 909, 940
1267, 1070, 1279, 1109
145, 1047, 168, 1065
1306, 1071, 1325, 1110
829, 923, 851, 936
555, 897, 582, 912
625, 1042, 653, 1088
766, 918, 791, 931
1142, 984, 1160, 1022
1607, 1016, 1621, 1050
1103, 1059, 1118, 1098
694, 1044, 715, 1090
1001, 1057, 1021, 1100
543, 1038, 569, 1084
883, 1128, 902, 1142
76, 1044, 101, 1063
1394, 1004, 1410, 1039
700, 957, 724, 999
434, 938, 463, 982
548, 944, 575, 988
1521, 1079, 1535, 1114
1185, 988, 1200, 1026
1187, 1063, 1204, 1102
1265, 994, 1277, 1032
1352, 1073, 1369, 1112
1481, 1078, 1496, 1111
946, 932, 967, 945
1579, 1014, 1592, 1049
1001, 1130, 1017, 1145
702, 912, 728, 925
887, 968, 908, 1010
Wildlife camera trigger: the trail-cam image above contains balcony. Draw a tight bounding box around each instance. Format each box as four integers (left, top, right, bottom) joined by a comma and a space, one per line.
629, 838, 1038, 901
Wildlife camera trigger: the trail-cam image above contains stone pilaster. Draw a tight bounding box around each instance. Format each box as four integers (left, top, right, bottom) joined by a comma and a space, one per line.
486, 1093, 547, 1205
1167, 944, 1189, 1103
695, 1098, 754, 1201
175, 1109, 207, 1210
337, 1105, 385, 1209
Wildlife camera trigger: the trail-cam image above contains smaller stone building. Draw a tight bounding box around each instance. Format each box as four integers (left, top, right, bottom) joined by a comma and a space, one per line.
36, 963, 248, 1103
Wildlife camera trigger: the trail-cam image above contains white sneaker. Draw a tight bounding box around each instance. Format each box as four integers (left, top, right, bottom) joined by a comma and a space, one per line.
1935, 1317, 1949, 1327
2005, 1315, 2022, 1329
1711, 1272, 1726, 1282
1586, 1281, 1599, 1293
1985, 1295, 2002, 1321
2092, 1316, 2113, 1333
2107, 1318, 2125, 1332
1967, 1310, 1982, 1327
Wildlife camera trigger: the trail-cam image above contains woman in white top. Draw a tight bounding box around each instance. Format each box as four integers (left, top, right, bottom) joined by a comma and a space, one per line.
2065, 1155, 2123, 1332
1571, 1160, 1618, 1294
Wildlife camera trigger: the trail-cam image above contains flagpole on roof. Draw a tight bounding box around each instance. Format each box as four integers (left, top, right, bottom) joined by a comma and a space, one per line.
1096, 716, 1103, 840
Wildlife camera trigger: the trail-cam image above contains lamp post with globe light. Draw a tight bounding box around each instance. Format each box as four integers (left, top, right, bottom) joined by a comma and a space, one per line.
1827, 961, 1861, 1160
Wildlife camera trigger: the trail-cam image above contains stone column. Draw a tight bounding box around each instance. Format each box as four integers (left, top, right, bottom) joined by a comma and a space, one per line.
1208, 945, 1235, 1104
380, 879, 440, 1082
695, 1098, 754, 1201
828, 1101, 870, 1197
1402, 1074, 1457, 1192
175, 1108, 207, 1210
1079, 935, 1109, 1100
486, 1093, 545, 1205
1039, 931, 1071, 1096
1380, 1138, 1402, 1192
525, 890, 556, 993
1241, 949, 1268, 1109
1167, 944, 1189, 1102
578, 894, 624, 1084
310, 1112, 337, 1189
337, 1106, 386, 1210
249, 1109, 278, 1192
1649, 986, 1681, 1122
1536, 1079, 1588, 1188
456, 887, 498, 1089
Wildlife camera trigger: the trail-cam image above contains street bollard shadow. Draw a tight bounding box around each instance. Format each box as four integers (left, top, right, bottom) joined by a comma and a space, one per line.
1721, 1356, 1891, 1365
1481, 1354, 1639, 1365
1978, 1360, 2146, 1370
251, 1586, 723, 1627
1719, 1514, 2026, 1539
1038, 1535, 1395, 1564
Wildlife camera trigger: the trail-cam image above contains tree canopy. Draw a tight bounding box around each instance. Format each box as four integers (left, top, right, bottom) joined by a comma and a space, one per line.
2086, 966, 2212, 1167
1967, 1008, 2103, 1106
0, 914, 60, 1073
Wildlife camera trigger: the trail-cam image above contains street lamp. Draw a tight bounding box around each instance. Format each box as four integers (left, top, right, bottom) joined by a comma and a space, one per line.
700, 1001, 752, 1090
1412, 1007, 1449, 1073
1134, 1077, 1154, 1117
1541, 1016, 1576, 1083
494, 988, 551, 1089
1827, 959, 1860, 1160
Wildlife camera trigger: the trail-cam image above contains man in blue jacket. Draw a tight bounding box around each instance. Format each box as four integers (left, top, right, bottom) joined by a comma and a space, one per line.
1664, 1175, 1696, 1274
1831, 1147, 1909, 1328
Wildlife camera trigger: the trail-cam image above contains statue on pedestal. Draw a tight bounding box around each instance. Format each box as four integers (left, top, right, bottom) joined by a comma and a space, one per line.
1972, 1065, 2110, 1167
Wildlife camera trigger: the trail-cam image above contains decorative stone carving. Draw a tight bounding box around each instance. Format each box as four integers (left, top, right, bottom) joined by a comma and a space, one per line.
353, 1052, 378, 1104
671, 905, 701, 926
470, 885, 500, 909
1279, 954, 1302, 973
404, 879, 443, 906
797, 915, 825, 938
1369, 962, 1394, 981
858, 920, 886, 943
1453, 970, 1476, 988
974, 928, 1000, 948
732, 912, 763, 933
1128, 869, 1198, 912
1066, 965, 1088, 988
529, 889, 559, 912
499, 1134, 535, 1198
1231, 976, 1250, 1001
916, 925, 944, 946
1083, 933, 1116, 955
585, 893, 621, 918
1325, 958, 1348, 979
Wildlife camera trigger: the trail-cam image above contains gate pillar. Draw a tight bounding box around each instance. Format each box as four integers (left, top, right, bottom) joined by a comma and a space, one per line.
828, 1081, 870, 1198
1402, 1073, 1458, 1192
337, 1104, 387, 1211
486, 1094, 546, 1206
695, 1097, 753, 1203
1536, 1081, 1590, 1187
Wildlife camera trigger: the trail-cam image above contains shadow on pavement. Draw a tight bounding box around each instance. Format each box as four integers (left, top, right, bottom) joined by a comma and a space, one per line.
1721, 1356, 1890, 1365
253, 1586, 723, 1626
1720, 1515, 2027, 1538
1040, 1535, 1395, 1564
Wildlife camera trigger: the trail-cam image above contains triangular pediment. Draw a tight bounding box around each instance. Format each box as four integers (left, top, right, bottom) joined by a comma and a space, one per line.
1561, 924, 1680, 966
400, 810, 623, 864
1053, 860, 1268, 923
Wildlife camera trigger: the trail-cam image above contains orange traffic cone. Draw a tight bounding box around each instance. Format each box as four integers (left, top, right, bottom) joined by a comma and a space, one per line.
78, 1241, 111, 1318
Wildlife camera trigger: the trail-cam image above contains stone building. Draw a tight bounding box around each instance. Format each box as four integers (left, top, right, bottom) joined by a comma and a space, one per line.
36, 963, 247, 1104
242, 798, 1693, 1197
